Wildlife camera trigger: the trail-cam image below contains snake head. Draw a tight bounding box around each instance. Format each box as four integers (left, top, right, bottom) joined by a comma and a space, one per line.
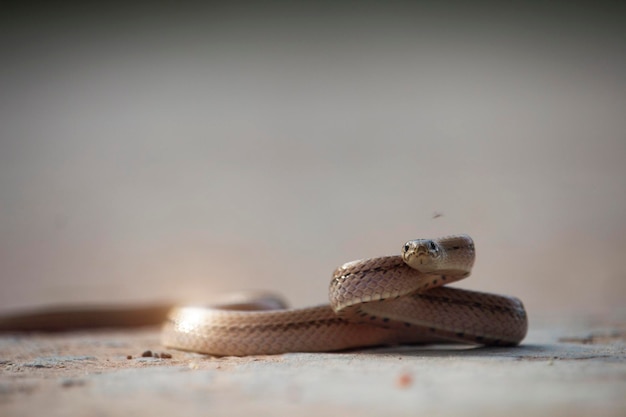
401, 239, 441, 272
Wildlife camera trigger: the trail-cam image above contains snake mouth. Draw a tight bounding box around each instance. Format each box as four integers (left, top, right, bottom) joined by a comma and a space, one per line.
414, 252, 430, 266
403, 248, 430, 266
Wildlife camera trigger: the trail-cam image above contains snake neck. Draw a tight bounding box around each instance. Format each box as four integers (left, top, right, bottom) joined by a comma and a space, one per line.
433, 234, 475, 276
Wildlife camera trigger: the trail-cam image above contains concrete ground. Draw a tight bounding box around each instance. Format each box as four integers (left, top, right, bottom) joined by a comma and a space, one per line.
1, 319, 624, 417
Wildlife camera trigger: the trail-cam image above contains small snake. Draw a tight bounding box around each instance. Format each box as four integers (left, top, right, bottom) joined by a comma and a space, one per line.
162, 235, 527, 355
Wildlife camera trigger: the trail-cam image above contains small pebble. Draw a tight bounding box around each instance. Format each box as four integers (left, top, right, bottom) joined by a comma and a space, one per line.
141, 350, 152, 358
126, 355, 132, 360
150, 352, 172, 359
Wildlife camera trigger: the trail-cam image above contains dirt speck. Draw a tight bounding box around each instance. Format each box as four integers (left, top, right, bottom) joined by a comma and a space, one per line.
61, 378, 86, 388
396, 372, 413, 388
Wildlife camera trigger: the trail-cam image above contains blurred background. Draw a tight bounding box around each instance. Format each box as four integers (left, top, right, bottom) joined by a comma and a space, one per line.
1, 1, 625, 321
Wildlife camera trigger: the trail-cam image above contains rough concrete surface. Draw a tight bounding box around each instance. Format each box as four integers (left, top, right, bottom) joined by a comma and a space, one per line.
1, 321, 624, 417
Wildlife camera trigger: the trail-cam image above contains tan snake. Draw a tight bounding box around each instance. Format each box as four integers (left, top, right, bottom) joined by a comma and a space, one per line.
0, 234, 527, 355
161, 234, 527, 355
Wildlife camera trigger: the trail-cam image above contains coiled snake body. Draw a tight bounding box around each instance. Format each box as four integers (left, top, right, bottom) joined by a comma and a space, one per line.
162, 235, 527, 355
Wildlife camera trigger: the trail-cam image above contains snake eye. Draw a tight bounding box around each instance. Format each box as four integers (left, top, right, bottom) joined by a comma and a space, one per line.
428, 241, 438, 252
403, 243, 410, 253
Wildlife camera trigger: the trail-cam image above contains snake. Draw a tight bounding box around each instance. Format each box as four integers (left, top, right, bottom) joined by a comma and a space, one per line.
161, 234, 528, 355
0, 235, 527, 355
